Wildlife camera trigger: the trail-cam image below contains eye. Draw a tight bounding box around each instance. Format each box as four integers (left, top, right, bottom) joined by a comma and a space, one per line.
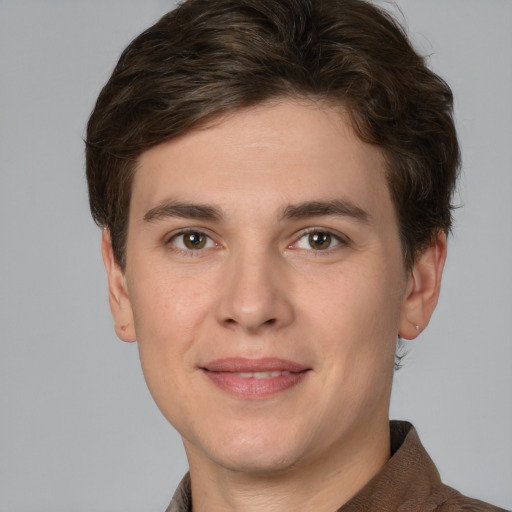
295, 230, 342, 251
170, 230, 215, 251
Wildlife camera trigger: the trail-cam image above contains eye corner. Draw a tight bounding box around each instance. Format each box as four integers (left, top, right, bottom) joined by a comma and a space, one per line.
290, 228, 349, 253
165, 228, 220, 254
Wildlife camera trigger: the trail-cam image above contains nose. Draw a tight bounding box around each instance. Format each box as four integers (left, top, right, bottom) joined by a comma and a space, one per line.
216, 248, 295, 334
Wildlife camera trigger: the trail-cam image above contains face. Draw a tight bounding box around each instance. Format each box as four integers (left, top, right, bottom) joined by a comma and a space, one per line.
106, 99, 438, 477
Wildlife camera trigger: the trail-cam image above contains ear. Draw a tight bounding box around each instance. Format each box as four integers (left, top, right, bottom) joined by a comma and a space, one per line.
101, 229, 136, 343
398, 231, 447, 340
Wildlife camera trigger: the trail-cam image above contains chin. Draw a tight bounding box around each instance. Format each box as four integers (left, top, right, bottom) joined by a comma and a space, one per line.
185, 425, 308, 475
213, 445, 302, 475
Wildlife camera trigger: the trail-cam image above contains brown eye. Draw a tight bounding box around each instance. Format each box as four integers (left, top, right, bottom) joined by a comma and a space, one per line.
294, 230, 342, 251
308, 231, 332, 250
183, 232, 207, 249
171, 231, 214, 251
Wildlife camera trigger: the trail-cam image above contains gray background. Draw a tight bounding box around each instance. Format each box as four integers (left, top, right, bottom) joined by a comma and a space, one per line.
1, 1, 511, 510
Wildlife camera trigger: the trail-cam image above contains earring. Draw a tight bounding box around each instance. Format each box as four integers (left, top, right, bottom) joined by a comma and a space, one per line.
415, 325, 420, 333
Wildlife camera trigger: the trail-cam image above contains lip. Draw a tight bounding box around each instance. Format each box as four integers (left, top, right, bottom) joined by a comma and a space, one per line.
200, 357, 311, 399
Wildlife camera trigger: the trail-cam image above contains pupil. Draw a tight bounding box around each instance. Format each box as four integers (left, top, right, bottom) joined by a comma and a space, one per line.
309, 232, 331, 249
185, 232, 206, 249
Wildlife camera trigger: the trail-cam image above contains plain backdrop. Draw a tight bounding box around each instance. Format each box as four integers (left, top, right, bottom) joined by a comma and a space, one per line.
1, 1, 511, 511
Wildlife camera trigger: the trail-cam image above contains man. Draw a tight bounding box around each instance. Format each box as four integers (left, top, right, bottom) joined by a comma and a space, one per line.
85, 0, 506, 510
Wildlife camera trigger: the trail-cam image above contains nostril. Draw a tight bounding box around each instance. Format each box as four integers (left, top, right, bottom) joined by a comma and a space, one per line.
221, 316, 277, 331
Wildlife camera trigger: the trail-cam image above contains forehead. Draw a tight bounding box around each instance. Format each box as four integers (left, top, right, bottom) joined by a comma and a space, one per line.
130, 99, 391, 223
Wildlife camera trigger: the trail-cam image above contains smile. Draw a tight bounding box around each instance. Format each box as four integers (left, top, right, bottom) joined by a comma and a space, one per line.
235, 371, 291, 378
201, 358, 310, 399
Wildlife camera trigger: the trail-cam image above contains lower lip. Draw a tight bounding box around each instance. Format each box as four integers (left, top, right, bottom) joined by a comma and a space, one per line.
202, 370, 309, 399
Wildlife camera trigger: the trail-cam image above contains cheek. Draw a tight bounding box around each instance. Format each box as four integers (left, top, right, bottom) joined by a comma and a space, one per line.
311, 263, 403, 384
127, 270, 206, 424
125, 268, 213, 401
129, 264, 214, 342
315, 262, 403, 335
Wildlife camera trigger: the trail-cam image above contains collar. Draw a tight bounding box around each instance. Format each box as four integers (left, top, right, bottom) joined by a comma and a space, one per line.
339, 420, 444, 511
165, 421, 502, 512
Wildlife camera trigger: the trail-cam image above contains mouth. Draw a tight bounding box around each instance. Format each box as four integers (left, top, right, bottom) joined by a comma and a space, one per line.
200, 357, 311, 399
229, 370, 294, 378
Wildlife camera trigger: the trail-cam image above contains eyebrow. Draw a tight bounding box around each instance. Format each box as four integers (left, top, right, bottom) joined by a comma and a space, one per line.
142, 198, 370, 224
143, 200, 223, 223
281, 199, 371, 223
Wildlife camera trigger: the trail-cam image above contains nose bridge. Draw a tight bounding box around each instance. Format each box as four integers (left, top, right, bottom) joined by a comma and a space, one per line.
217, 242, 293, 332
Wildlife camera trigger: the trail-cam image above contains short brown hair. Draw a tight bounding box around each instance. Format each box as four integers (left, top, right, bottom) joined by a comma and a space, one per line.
86, 0, 460, 270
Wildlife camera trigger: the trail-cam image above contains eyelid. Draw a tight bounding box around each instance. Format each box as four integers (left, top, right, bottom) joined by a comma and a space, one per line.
163, 226, 349, 254
165, 227, 220, 253
289, 227, 349, 251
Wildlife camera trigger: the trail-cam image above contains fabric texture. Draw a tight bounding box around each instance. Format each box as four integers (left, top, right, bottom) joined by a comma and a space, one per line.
165, 421, 507, 512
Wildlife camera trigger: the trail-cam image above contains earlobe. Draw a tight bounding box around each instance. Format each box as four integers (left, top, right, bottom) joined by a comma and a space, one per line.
398, 231, 447, 340
101, 229, 136, 343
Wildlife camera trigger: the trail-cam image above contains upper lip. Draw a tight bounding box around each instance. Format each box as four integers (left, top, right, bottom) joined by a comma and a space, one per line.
201, 357, 309, 373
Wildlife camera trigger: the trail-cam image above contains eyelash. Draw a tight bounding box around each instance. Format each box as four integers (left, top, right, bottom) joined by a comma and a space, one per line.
290, 228, 348, 253
165, 227, 348, 255
165, 229, 218, 255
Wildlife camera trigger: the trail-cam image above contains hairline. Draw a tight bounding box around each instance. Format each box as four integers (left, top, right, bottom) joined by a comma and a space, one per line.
117, 93, 413, 270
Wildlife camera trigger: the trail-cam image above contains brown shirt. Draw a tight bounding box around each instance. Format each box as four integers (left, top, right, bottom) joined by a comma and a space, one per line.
165, 421, 508, 512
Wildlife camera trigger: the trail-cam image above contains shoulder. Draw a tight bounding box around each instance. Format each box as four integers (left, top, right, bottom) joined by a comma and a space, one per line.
433, 485, 509, 512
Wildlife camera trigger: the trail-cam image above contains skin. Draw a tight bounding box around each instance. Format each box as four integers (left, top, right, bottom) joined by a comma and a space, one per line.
103, 99, 446, 512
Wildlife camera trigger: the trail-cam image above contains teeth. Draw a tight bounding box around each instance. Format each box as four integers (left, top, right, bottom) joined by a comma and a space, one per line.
235, 371, 288, 379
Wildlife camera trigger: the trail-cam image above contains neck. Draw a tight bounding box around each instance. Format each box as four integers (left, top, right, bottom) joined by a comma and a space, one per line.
185, 418, 391, 512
